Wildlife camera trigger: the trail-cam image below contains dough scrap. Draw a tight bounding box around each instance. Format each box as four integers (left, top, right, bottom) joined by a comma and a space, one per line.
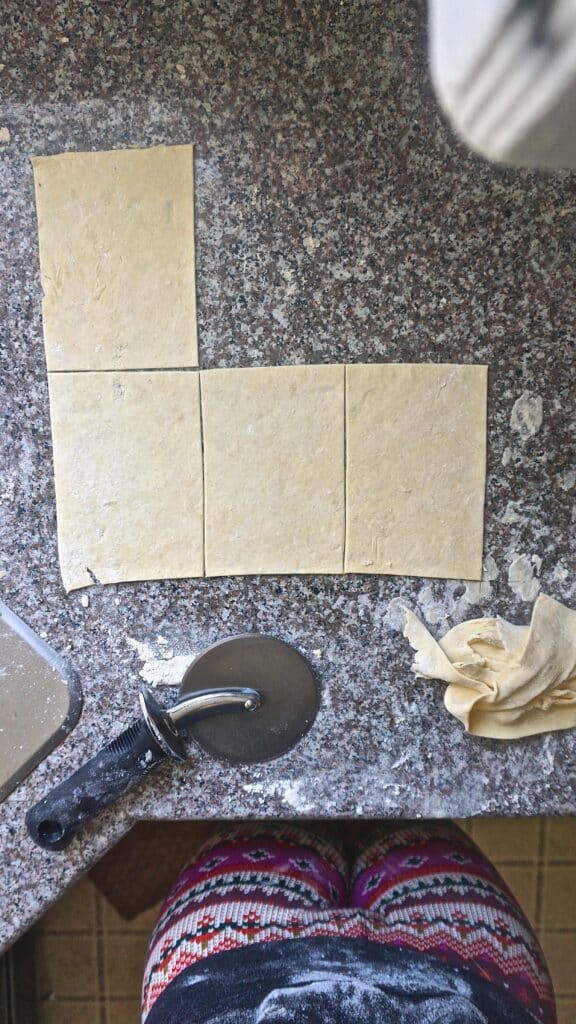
201, 364, 346, 576
403, 593, 576, 738
33, 144, 197, 371
49, 371, 204, 591
345, 363, 487, 580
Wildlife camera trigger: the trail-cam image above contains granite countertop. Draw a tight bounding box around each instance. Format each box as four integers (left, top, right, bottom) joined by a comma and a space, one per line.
0, 0, 575, 952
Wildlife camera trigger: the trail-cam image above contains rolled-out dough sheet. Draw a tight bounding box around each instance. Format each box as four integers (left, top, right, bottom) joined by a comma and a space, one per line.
345, 363, 487, 580
33, 144, 197, 371
201, 364, 345, 576
48, 371, 204, 591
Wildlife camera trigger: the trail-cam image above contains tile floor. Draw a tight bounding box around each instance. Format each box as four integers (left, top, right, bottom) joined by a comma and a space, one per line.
22, 817, 576, 1024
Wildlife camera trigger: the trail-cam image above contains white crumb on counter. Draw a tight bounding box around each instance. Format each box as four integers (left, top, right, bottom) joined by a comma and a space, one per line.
510, 392, 543, 440
127, 636, 195, 686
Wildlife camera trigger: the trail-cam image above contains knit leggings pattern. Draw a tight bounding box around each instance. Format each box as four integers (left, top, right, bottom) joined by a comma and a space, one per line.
142, 821, 556, 1024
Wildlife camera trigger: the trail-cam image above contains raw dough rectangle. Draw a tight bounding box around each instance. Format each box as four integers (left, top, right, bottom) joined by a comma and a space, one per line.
48, 370, 204, 591
201, 364, 346, 576
345, 363, 487, 580
33, 144, 198, 371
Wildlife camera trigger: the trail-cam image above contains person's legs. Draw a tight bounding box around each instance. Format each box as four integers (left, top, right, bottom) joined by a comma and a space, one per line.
143, 820, 557, 1023
349, 821, 556, 1024
142, 824, 348, 1019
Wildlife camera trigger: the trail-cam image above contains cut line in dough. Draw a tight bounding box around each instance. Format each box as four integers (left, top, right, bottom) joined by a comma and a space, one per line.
47, 362, 488, 590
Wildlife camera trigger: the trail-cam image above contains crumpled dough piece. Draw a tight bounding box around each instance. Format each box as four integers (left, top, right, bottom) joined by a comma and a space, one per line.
403, 593, 576, 739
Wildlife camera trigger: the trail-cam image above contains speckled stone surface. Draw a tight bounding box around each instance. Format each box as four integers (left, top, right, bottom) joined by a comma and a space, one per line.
0, 0, 575, 951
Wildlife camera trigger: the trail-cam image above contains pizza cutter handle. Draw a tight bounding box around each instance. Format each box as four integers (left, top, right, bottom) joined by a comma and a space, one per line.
25, 721, 168, 851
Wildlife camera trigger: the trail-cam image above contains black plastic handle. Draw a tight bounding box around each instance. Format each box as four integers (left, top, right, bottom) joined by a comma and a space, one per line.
26, 721, 169, 851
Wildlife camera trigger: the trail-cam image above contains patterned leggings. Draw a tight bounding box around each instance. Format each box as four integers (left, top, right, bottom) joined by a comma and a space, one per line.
142, 822, 556, 1024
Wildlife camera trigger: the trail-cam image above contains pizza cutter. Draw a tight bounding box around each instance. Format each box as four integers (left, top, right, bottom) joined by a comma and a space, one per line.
26, 634, 319, 852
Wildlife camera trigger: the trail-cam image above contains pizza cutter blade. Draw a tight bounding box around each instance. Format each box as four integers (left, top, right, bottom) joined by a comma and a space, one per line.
26, 634, 319, 851
183, 634, 320, 765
